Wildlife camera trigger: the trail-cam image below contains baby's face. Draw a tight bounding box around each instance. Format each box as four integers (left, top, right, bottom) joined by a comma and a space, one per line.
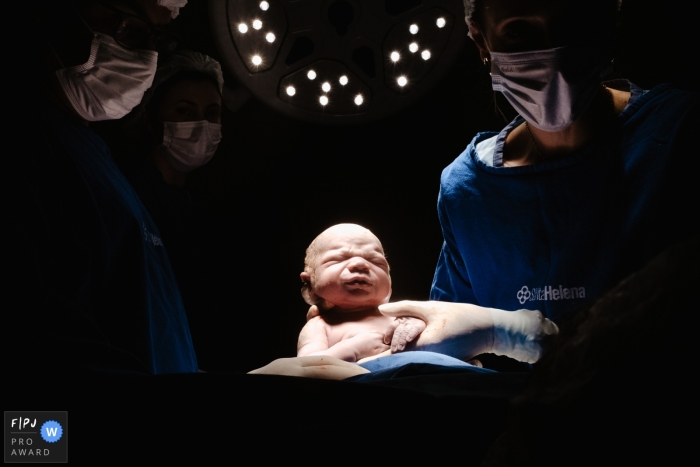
310, 229, 391, 309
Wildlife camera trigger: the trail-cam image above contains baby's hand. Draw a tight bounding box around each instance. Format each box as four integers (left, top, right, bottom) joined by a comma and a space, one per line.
383, 317, 427, 353
349, 331, 390, 361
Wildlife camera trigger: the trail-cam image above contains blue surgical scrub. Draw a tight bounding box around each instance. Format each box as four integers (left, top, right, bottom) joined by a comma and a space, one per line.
5, 101, 198, 374
431, 82, 698, 324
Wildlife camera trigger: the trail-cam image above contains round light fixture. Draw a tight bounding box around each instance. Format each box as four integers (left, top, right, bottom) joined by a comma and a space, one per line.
210, 1, 467, 124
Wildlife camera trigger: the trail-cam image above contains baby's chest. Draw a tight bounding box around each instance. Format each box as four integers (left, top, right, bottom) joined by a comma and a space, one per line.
326, 316, 392, 345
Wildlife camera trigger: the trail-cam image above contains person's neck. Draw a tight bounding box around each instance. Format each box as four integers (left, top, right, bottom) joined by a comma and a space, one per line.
503, 85, 622, 167
150, 147, 188, 187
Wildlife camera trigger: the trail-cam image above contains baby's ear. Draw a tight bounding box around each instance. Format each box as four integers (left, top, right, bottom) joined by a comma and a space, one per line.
300, 272, 318, 306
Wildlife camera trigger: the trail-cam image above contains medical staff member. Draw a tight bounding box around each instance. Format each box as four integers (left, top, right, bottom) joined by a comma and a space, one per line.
6, 0, 198, 375
121, 50, 227, 371
379, 0, 698, 365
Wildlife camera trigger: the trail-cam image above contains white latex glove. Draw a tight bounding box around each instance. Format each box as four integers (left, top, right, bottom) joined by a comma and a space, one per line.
248, 356, 370, 380
379, 301, 558, 363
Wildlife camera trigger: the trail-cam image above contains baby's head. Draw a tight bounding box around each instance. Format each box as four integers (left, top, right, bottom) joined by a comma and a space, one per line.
301, 224, 392, 311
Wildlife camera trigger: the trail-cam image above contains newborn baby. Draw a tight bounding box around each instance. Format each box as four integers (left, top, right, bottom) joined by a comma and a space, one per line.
297, 224, 397, 362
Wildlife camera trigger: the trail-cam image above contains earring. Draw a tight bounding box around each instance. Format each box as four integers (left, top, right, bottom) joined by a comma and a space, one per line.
483, 56, 491, 74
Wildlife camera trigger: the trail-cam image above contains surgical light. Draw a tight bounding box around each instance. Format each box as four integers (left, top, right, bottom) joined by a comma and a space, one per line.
212, 2, 467, 123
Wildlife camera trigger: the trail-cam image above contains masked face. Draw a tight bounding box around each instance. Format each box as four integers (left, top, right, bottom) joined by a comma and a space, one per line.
56, 32, 158, 121
154, 77, 223, 172
471, 0, 616, 131
159, 120, 222, 172
490, 44, 611, 131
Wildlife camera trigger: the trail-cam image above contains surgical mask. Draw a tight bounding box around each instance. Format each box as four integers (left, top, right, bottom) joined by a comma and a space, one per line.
490, 44, 611, 131
56, 32, 158, 121
160, 120, 222, 172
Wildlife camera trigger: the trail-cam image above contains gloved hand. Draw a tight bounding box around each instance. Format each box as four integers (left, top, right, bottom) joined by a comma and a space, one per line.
379, 301, 558, 363
306, 305, 320, 321
248, 356, 370, 379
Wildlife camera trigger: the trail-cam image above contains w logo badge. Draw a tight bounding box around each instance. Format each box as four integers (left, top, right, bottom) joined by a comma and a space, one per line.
517, 286, 531, 304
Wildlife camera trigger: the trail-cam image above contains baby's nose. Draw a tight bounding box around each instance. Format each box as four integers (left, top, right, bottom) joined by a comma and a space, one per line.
347, 257, 370, 271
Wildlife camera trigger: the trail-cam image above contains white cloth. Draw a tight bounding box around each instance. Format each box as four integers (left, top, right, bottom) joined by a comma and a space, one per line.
475, 134, 497, 166
158, 0, 188, 19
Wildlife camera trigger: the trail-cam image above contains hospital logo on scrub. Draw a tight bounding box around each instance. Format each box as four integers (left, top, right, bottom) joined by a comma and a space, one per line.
4, 411, 68, 463
143, 223, 163, 246
517, 285, 586, 305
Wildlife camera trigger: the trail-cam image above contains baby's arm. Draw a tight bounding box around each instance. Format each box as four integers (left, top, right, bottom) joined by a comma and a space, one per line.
297, 317, 389, 362
297, 317, 331, 356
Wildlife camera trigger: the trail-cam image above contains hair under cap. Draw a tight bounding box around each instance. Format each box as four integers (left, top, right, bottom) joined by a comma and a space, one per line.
463, 0, 623, 31
140, 50, 224, 110
122, 50, 224, 138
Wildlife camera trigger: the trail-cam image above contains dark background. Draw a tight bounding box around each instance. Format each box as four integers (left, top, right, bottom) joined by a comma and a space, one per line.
95, 0, 694, 373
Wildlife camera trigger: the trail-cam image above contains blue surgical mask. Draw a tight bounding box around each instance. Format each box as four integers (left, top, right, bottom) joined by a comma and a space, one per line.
489, 44, 612, 131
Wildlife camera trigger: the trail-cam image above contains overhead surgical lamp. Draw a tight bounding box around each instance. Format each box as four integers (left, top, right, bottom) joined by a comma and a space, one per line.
209, 0, 468, 124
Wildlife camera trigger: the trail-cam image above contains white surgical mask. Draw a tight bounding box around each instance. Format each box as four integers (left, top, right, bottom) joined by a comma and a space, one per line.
160, 120, 222, 172
56, 32, 158, 121
490, 44, 611, 131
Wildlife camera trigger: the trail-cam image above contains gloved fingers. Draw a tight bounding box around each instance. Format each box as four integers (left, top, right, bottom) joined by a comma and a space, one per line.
378, 301, 433, 320
306, 305, 320, 321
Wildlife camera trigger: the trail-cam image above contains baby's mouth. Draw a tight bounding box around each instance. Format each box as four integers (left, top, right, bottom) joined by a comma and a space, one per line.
345, 279, 371, 287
